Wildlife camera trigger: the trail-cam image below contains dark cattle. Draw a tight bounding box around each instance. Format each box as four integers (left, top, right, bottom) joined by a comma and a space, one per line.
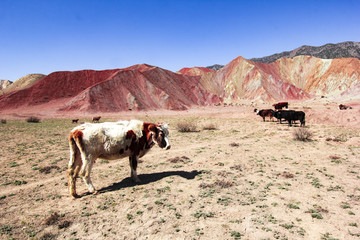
339, 104, 352, 110
72, 119, 79, 124
273, 110, 295, 124
92, 116, 101, 122
273, 102, 288, 110
68, 120, 170, 198
254, 109, 274, 122
273, 110, 305, 127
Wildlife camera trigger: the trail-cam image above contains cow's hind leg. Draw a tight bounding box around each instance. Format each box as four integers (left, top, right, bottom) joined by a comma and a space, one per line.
68, 147, 82, 198
80, 157, 97, 195
129, 155, 141, 183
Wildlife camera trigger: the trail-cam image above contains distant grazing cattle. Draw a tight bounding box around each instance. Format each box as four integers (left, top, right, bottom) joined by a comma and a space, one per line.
254, 109, 275, 122
92, 116, 101, 122
339, 104, 352, 110
273, 110, 305, 127
68, 120, 171, 198
273, 110, 295, 124
72, 119, 79, 124
273, 102, 289, 110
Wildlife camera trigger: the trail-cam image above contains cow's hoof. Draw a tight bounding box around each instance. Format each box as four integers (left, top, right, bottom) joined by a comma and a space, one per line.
133, 178, 141, 183
71, 193, 80, 199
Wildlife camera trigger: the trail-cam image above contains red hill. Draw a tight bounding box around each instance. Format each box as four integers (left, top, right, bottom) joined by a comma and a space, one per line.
0, 64, 221, 115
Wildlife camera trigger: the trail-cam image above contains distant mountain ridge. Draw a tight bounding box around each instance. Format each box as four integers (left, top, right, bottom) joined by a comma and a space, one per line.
1, 41, 360, 116
251, 41, 360, 63
0, 74, 45, 96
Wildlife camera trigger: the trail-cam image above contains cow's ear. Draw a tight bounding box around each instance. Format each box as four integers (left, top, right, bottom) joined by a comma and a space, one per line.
148, 124, 157, 133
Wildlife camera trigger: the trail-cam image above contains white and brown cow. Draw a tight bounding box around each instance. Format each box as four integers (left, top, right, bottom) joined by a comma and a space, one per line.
68, 120, 170, 198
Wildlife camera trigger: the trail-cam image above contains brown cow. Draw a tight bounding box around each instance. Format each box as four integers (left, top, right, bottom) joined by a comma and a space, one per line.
92, 116, 101, 122
273, 102, 288, 110
254, 109, 274, 122
68, 120, 171, 198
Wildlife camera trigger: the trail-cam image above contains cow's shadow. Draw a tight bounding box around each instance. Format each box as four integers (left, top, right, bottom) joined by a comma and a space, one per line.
97, 170, 200, 194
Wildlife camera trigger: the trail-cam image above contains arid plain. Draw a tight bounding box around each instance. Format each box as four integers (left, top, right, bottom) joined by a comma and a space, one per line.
0, 100, 359, 240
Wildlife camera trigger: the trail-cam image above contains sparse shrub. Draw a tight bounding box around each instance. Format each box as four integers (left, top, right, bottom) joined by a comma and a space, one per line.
168, 156, 190, 163
176, 121, 198, 132
329, 155, 342, 164
39, 166, 61, 174
44, 212, 60, 225
282, 171, 294, 178
39, 233, 57, 240
203, 123, 217, 130
231, 231, 242, 239
26, 116, 41, 123
230, 165, 242, 171
214, 179, 234, 188
1, 224, 13, 235
13, 180, 27, 185
293, 127, 312, 141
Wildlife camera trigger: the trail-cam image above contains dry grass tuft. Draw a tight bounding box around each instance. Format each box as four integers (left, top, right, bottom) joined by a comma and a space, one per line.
176, 121, 198, 132
203, 123, 217, 130
293, 127, 312, 141
282, 171, 294, 178
44, 212, 60, 226
39, 166, 61, 174
214, 179, 234, 188
168, 156, 190, 163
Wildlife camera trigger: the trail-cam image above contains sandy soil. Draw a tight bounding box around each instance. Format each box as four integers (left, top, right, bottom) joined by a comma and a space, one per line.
0, 100, 359, 240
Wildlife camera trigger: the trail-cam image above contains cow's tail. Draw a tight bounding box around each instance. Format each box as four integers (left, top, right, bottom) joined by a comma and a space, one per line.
68, 129, 84, 198
68, 129, 84, 169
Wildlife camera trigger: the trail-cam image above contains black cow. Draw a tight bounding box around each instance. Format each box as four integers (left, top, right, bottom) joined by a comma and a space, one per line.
339, 104, 352, 110
273, 110, 305, 127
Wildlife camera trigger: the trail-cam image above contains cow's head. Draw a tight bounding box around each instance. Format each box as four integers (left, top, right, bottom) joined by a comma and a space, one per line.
147, 124, 171, 150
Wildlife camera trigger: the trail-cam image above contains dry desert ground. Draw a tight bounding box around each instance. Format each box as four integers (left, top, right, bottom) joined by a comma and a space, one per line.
0, 101, 360, 240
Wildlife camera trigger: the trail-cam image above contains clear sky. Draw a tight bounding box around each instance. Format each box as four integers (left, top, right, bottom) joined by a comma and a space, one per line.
0, 0, 359, 82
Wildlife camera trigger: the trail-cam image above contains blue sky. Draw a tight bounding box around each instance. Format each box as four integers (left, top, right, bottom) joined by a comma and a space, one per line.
0, 0, 359, 81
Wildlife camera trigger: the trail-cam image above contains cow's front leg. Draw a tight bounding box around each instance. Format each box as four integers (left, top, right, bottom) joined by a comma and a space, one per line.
129, 155, 141, 183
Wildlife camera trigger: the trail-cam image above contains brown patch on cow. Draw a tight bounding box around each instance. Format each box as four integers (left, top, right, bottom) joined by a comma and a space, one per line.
126, 130, 136, 140
71, 129, 83, 140
148, 124, 157, 132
